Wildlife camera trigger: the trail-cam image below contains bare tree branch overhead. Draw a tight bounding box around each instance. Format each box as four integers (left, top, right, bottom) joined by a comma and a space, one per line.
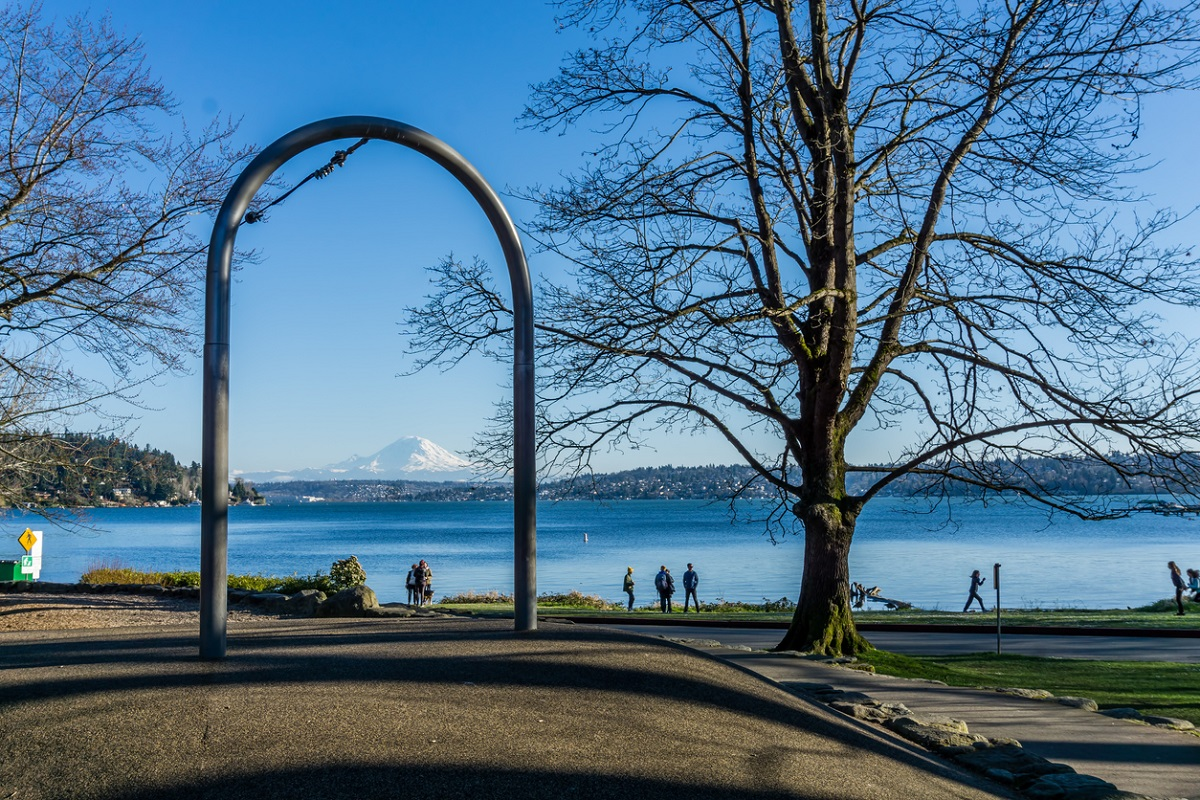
404, 0, 1200, 654
0, 5, 249, 505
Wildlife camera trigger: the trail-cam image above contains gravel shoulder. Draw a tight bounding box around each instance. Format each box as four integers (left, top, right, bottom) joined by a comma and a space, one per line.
0, 590, 287, 631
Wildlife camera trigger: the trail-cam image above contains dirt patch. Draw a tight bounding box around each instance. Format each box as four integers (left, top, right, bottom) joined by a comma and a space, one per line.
0, 591, 284, 631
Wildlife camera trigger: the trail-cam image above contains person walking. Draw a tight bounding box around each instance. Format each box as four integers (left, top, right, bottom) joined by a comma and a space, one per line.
962, 569, 987, 612
682, 563, 700, 612
405, 563, 418, 605
1169, 561, 1186, 616
655, 565, 674, 613
622, 566, 635, 611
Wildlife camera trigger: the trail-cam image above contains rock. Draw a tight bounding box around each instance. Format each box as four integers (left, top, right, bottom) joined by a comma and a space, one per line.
951, 744, 1074, 781
366, 605, 416, 618
830, 702, 891, 723
1022, 773, 1116, 799
1098, 708, 1143, 721
1140, 714, 1195, 731
994, 687, 1055, 700
284, 589, 326, 616
316, 585, 380, 617
248, 592, 289, 607
781, 682, 836, 693
1056, 696, 1099, 712
885, 716, 987, 751
906, 714, 970, 734
138, 584, 166, 595
834, 691, 877, 705
987, 737, 1022, 748
984, 768, 1016, 785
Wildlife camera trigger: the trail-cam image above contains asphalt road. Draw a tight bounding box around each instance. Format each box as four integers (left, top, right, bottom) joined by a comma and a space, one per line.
601, 622, 1200, 661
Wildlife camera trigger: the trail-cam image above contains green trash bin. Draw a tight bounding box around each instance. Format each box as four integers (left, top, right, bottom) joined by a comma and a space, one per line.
0, 559, 31, 581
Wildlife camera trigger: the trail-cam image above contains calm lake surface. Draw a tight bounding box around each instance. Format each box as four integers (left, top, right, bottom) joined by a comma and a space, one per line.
7, 498, 1196, 609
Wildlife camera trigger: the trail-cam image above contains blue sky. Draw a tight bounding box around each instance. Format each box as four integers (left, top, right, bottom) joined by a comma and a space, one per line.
38, 1, 1200, 474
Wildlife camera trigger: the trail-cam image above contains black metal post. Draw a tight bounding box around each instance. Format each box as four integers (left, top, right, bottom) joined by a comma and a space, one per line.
994, 562, 1002, 655
200, 116, 537, 659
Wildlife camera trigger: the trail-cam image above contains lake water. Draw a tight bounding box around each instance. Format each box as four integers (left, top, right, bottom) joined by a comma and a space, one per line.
4, 498, 1196, 610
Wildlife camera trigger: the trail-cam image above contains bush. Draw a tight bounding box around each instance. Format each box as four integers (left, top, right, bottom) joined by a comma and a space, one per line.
81, 561, 325, 593
537, 591, 619, 610
273, 573, 337, 594
440, 590, 514, 604
1134, 598, 1189, 613
329, 556, 366, 590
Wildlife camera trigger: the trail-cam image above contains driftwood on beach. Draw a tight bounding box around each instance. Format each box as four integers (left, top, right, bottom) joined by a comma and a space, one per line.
852, 582, 912, 611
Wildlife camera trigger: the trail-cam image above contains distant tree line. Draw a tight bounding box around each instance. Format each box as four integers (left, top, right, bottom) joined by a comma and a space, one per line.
18, 434, 200, 507
255, 458, 1191, 504
18, 442, 1192, 507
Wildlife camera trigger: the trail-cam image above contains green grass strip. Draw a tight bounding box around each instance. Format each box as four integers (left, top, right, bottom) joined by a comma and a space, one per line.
858, 650, 1200, 727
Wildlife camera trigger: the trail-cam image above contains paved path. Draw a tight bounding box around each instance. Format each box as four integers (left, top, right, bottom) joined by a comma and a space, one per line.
599, 623, 1200, 799
0, 617, 1013, 800
602, 623, 1200, 661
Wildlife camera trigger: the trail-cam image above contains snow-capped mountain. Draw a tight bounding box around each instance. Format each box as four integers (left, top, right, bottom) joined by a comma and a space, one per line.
235, 436, 478, 483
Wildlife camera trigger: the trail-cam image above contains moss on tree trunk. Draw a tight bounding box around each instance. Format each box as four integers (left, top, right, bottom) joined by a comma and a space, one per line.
776, 503, 872, 655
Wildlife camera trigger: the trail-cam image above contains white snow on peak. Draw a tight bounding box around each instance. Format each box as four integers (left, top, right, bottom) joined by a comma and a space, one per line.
235, 436, 478, 483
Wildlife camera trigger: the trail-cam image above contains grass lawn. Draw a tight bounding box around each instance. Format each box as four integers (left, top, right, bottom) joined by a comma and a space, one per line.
857, 650, 1200, 728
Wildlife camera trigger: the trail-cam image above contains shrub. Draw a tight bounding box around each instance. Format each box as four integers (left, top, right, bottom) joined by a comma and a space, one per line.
1134, 598, 1185, 613
537, 591, 619, 610
273, 572, 336, 594
329, 556, 366, 590
440, 590, 514, 604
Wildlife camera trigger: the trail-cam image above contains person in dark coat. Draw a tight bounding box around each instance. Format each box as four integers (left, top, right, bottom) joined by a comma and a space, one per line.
682, 563, 700, 612
622, 566, 635, 611
1169, 561, 1186, 616
962, 569, 986, 612
655, 565, 674, 613
413, 559, 429, 607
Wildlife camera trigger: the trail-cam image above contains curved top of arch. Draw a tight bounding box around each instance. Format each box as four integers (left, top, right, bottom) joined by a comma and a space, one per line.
205, 115, 532, 353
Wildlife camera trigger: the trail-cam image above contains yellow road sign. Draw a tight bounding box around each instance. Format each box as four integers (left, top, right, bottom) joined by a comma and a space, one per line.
18, 528, 37, 553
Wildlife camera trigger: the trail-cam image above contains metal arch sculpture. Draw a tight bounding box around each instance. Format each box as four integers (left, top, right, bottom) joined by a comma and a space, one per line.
200, 116, 536, 659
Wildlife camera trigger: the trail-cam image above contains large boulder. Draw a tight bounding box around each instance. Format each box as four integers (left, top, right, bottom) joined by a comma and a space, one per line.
285, 589, 327, 616
316, 585, 379, 617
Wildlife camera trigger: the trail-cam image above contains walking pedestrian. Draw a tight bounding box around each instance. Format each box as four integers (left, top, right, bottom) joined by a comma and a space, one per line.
682, 563, 700, 612
655, 565, 674, 613
622, 566, 635, 611
1169, 561, 1186, 616
962, 569, 987, 612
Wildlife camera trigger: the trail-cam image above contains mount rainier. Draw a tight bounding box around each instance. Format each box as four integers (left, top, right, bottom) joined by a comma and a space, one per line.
235, 436, 478, 483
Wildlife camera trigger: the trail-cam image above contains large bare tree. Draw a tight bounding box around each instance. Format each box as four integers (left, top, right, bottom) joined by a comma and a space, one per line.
0, 5, 246, 504
405, 0, 1200, 653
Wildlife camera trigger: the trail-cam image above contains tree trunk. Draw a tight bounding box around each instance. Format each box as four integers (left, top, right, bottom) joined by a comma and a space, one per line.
776, 503, 871, 655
